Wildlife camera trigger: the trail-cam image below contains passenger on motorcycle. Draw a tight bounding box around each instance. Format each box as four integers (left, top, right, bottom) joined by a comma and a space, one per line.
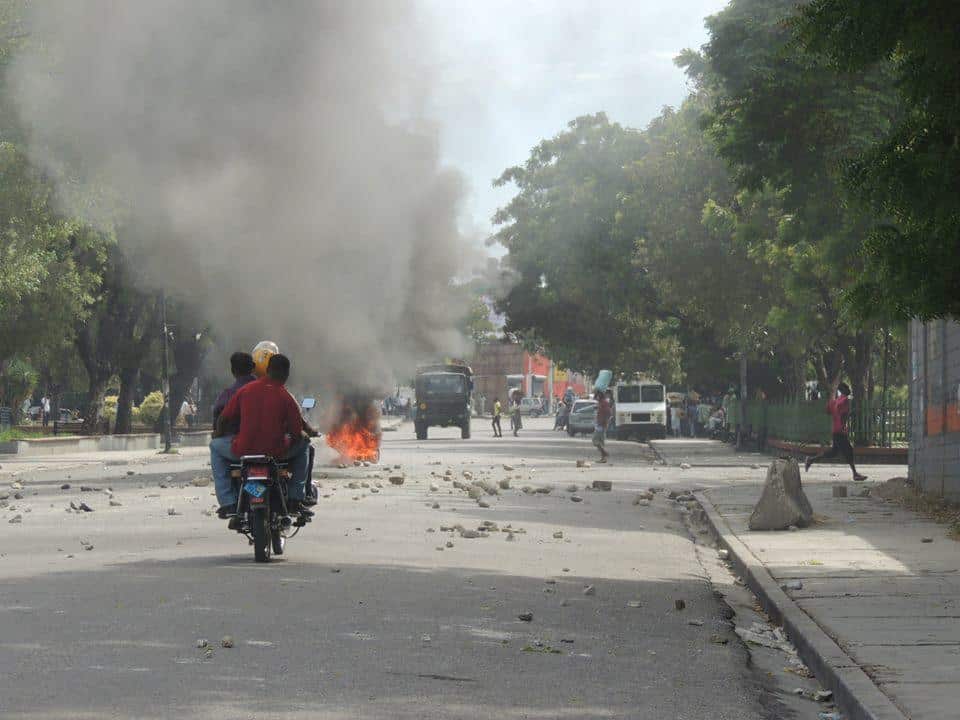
209, 353, 312, 520
211, 351, 257, 438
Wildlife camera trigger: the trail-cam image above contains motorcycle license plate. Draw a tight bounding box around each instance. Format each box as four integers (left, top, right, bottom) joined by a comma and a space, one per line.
244, 481, 267, 499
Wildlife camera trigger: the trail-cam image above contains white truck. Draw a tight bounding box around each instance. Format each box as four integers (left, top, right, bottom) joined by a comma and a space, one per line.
612, 379, 667, 440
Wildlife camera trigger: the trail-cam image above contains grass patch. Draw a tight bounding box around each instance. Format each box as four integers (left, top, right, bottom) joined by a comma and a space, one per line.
0, 428, 47, 442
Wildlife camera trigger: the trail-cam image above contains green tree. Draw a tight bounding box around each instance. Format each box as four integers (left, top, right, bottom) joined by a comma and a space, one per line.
689, 0, 894, 399
618, 97, 801, 396
493, 113, 681, 381
795, 0, 960, 318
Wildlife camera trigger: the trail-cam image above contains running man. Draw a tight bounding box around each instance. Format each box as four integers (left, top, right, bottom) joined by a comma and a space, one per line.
805, 381, 867, 481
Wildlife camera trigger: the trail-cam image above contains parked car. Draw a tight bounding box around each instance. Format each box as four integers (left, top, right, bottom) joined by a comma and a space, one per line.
517, 397, 544, 417
566, 399, 597, 436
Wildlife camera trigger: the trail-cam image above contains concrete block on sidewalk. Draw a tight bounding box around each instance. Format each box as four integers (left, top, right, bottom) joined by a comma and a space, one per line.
748, 458, 813, 531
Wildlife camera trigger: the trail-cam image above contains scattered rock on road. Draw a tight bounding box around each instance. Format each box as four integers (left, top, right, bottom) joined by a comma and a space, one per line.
60, 483, 71, 490
582, 585, 596, 596
196, 638, 209, 649
388, 476, 404, 485
552, 531, 564, 539
8, 514, 22, 524
592, 480, 612, 491
220, 635, 234, 648
518, 611, 533, 622
498, 478, 510, 490
680, 463, 691, 470
675, 599, 686, 610
570, 495, 583, 503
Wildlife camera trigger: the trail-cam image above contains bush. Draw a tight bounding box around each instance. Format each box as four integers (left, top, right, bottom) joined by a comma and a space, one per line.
137, 391, 164, 427
103, 395, 119, 423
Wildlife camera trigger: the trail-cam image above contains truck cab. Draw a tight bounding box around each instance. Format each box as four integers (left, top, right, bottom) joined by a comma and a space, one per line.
613, 380, 667, 440
413, 363, 473, 440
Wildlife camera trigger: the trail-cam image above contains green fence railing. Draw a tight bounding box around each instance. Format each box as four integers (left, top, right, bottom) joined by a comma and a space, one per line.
725, 396, 908, 448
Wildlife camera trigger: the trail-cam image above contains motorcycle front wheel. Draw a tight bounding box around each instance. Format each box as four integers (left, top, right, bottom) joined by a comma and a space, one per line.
250, 507, 271, 563
271, 527, 285, 555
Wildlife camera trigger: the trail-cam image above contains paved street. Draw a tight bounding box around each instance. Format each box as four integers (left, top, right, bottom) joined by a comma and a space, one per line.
0, 420, 790, 719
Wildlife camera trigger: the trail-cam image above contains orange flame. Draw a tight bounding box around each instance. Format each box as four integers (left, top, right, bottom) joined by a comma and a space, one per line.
325, 399, 381, 462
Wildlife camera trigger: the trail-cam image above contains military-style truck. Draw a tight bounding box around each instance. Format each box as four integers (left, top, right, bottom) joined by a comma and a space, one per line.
413, 362, 473, 440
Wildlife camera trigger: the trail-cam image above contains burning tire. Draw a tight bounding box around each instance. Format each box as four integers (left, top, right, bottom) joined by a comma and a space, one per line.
326, 395, 382, 462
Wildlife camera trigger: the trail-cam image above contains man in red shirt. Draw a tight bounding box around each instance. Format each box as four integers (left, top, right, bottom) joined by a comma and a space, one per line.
805, 381, 867, 481
210, 353, 311, 517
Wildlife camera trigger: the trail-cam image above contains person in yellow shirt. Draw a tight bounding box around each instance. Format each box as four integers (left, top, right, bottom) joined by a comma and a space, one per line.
492, 397, 503, 437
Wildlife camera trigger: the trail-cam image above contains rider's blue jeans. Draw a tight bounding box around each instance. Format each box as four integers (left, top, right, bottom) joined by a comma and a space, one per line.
209, 435, 309, 509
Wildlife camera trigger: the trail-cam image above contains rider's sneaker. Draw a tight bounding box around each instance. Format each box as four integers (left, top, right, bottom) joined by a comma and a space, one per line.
286, 501, 315, 518
302, 494, 318, 507
217, 504, 234, 520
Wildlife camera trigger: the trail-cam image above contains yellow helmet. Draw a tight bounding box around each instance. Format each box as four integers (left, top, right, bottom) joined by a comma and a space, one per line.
251, 340, 280, 378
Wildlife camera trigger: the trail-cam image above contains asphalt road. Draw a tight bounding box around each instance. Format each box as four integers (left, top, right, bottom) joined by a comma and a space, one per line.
0, 419, 780, 719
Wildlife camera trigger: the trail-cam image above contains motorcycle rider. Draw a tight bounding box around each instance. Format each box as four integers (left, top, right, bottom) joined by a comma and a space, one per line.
210, 352, 312, 520
211, 351, 257, 438
250, 341, 321, 503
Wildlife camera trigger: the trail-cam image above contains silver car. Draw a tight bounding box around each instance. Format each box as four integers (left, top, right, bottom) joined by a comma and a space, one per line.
566, 399, 597, 436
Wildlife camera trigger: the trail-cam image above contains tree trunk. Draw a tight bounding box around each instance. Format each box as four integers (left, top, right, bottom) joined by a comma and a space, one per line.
80, 375, 110, 435
115, 366, 139, 434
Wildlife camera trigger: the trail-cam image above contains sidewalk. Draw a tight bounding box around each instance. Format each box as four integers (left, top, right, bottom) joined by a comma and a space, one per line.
650, 437, 766, 466
699, 474, 959, 720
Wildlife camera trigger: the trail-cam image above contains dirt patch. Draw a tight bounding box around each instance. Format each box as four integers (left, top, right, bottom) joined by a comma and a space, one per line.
870, 477, 960, 541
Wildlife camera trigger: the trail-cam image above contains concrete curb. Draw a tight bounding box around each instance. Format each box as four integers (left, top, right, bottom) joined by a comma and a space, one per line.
694, 490, 908, 720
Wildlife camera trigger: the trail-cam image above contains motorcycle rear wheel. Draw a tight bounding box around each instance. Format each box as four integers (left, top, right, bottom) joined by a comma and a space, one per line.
250, 508, 271, 563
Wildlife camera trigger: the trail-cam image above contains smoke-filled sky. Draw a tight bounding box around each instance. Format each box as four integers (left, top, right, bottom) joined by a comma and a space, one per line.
9, 0, 724, 391
419, 0, 728, 246
12, 1, 472, 392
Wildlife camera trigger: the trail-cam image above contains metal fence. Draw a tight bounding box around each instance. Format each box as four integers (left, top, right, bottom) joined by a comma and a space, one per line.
726, 396, 909, 448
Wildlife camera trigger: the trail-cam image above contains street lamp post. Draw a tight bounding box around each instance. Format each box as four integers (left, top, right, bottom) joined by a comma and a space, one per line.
160, 292, 174, 453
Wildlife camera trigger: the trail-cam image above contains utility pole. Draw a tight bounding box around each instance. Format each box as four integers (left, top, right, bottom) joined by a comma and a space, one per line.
880, 328, 890, 447
160, 292, 174, 452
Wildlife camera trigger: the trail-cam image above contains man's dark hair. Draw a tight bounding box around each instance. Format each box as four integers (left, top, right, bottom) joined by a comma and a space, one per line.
230, 352, 255, 378
837, 382, 851, 396
267, 353, 291, 383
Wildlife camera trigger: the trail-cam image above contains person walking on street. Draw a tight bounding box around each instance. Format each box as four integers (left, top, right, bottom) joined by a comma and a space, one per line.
805, 381, 867, 481
593, 389, 611, 463
492, 397, 503, 437
40, 394, 51, 427
511, 390, 523, 437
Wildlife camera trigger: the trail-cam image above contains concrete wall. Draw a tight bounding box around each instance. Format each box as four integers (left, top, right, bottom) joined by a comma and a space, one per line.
909, 319, 960, 500
0, 431, 212, 457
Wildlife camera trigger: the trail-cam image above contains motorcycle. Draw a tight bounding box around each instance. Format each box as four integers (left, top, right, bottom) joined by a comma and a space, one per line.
228, 454, 311, 562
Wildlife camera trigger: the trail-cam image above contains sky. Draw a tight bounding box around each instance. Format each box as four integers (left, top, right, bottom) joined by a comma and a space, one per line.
418, 0, 728, 249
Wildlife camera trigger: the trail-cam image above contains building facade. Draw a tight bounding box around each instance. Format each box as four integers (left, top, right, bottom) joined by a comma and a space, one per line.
909, 319, 960, 500
470, 342, 588, 411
